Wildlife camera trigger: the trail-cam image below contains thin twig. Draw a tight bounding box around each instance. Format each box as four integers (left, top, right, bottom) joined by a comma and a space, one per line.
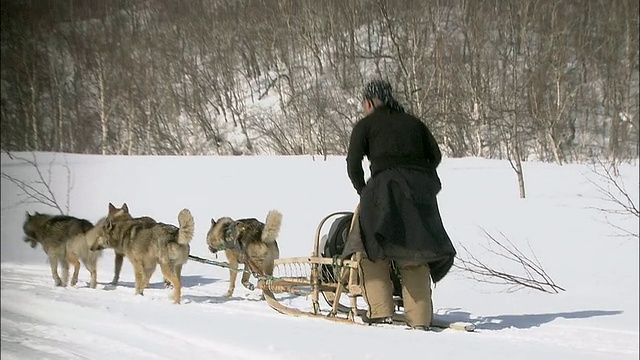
585, 156, 639, 239
0, 152, 70, 214
453, 228, 565, 294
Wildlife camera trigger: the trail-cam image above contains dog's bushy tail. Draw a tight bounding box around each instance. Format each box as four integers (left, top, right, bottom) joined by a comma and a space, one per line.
177, 208, 195, 245
261, 210, 282, 243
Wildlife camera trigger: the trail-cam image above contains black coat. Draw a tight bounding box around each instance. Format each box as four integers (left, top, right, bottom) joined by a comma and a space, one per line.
345, 105, 456, 283
358, 166, 456, 283
346, 105, 442, 195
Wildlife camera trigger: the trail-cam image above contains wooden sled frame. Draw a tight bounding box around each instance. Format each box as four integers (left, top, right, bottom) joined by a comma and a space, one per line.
258, 210, 476, 332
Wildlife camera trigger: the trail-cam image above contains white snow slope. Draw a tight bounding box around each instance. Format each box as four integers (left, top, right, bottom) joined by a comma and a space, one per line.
1, 153, 638, 360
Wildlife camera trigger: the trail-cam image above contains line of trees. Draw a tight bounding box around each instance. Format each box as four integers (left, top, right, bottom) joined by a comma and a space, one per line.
1, 0, 638, 163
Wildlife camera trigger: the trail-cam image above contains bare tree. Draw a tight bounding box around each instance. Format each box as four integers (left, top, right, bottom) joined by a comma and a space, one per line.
0, 0, 638, 162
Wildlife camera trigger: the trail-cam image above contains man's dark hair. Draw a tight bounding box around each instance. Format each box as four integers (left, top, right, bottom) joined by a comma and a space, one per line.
362, 79, 406, 113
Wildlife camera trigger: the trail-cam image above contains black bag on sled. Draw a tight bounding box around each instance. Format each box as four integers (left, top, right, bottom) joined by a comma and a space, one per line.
320, 213, 403, 299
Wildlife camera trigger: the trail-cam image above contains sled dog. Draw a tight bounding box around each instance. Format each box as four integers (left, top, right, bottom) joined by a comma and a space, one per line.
90, 208, 195, 304
22, 212, 105, 288
106, 202, 158, 286
206, 210, 282, 297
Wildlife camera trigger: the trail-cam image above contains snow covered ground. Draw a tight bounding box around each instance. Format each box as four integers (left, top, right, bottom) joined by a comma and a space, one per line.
1, 152, 638, 359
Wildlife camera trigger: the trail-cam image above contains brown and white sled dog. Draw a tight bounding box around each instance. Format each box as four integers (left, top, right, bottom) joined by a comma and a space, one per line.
206, 210, 282, 297
105, 202, 158, 286
22, 212, 105, 288
90, 208, 195, 304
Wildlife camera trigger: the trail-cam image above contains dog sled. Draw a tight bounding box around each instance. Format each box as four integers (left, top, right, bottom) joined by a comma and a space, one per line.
190, 209, 475, 332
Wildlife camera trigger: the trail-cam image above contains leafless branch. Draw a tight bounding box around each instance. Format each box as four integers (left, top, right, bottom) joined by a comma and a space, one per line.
585, 156, 639, 239
453, 228, 565, 294
588, 157, 639, 217
0, 152, 72, 214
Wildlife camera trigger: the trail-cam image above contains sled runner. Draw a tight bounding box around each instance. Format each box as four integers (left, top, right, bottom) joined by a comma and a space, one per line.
253, 210, 476, 332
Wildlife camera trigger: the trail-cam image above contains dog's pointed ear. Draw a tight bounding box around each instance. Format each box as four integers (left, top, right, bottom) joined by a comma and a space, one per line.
122, 203, 129, 213
25, 211, 31, 218
234, 220, 245, 231
211, 218, 216, 226
108, 203, 116, 213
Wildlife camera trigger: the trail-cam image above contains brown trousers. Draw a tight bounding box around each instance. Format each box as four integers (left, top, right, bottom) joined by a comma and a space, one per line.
360, 257, 433, 327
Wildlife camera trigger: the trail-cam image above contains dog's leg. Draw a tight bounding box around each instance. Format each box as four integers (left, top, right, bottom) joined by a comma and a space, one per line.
131, 260, 145, 295
264, 255, 275, 276
166, 264, 182, 289
142, 262, 156, 290
48, 256, 63, 287
175, 263, 183, 280
85, 258, 98, 289
60, 258, 70, 287
258, 257, 275, 295
70, 259, 80, 286
160, 262, 181, 304
240, 267, 254, 291
226, 253, 238, 297
111, 252, 124, 285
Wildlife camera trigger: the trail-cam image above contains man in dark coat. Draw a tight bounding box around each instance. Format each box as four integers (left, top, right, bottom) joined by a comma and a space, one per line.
344, 79, 456, 330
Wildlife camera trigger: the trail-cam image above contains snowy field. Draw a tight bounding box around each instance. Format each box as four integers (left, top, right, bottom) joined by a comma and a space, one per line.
1, 152, 638, 360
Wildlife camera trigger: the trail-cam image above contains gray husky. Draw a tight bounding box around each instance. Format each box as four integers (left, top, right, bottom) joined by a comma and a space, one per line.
22, 212, 102, 287
105, 202, 157, 286
90, 208, 195, 304
206, 210, 282, 297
